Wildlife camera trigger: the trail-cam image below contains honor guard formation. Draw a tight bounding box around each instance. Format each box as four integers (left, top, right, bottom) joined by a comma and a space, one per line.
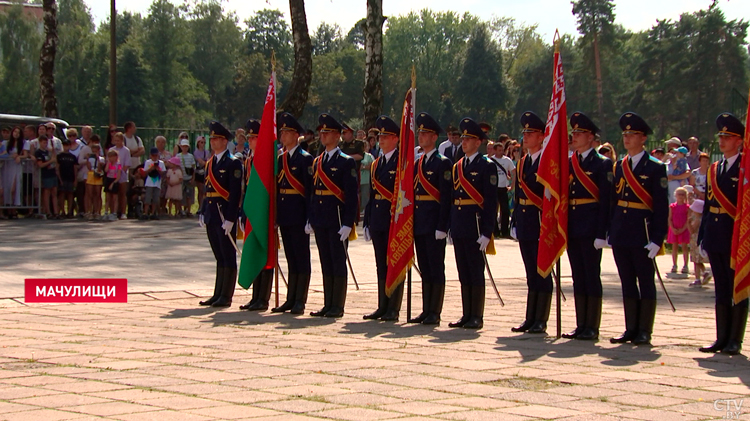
197, 110, 748, 355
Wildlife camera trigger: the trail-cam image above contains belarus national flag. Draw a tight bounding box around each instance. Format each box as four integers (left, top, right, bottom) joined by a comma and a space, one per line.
732, 90, 750, 302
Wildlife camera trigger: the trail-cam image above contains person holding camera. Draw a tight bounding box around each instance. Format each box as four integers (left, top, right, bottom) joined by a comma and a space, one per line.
178, 139, 196, 217
141, 147, 166, 220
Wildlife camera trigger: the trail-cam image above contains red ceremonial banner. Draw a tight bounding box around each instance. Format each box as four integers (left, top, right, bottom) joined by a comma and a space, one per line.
25, 279, 128, 303
536, 42, 569, 278
732, 88, 750, 302
385, 86, 415, 296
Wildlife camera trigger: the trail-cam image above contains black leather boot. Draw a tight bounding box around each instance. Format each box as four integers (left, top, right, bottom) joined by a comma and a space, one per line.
200, 267, 223, 306
512, 290, 538, 332
212, 267, 237, 307
632, 299, 657, 345
610, 298, 640, 343
463, 286, 485, 329
563, 295, 587, 339
364, 276, 387, 320
577, 296, 601, 341
241, 270, 272, 311
422, 283, 444, 325
290, 273, 310, 315
699, 304, 731, 353
272, 272, 296, 313
449, 284, 471, 328
381, 283, 404, 321
722, 304, 748, 355
408, 282, 432, 323
528, 292, 552, 334
324, 276, 347, 318
310, 275, 333, 317
240, 271, 264, 310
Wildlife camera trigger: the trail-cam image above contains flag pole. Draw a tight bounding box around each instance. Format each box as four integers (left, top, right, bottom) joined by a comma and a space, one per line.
407, 65, 416, 322
269, 50, 280, 309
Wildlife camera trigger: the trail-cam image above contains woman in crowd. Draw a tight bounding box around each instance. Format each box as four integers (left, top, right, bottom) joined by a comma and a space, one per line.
3, 127, 26, 218
689, 153, 709, 201
193, 136, 209, 210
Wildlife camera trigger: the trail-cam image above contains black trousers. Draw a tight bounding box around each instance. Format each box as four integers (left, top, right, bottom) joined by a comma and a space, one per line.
567, 237, 603, 297
496, 187, 510, 237
519, 240, 553, 293
453, 237, 485, 286
280, 224, 311, 275
707, 251, 749, 308
371, 229, 389, 282
314, 227, 347, 278
206, 219, 237, 269
612, 245, 656, 300
415, 233, 446, 285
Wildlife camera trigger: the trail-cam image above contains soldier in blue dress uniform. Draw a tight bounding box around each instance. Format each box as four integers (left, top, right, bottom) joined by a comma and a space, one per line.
510, 111, 554, 334
563, 112, 612, 340
238, 118, 276, 311
197, 121, 243, 307
699, 113, 747, 355
363, 115, 404, 321
408, 112, 452, 325
609, 112, 668, 345
447, 118, 497, 329
270, 112, 314, 315
308, 114, 359, 318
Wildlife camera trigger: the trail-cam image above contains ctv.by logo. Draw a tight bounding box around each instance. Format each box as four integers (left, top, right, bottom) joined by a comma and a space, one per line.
715, 399, 744, 419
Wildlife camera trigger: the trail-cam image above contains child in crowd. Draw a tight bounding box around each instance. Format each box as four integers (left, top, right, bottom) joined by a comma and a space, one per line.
687, 199, 712, 287
35, 135, 58, 219
142, 147, 166, 220
165, 156, 183, 216
85, 143, 105, 220
104, 149, 122, 221
671, 146, 690, 187
177, 139, 196, 217
56, 139, 78, 218
668, 186, 691, 274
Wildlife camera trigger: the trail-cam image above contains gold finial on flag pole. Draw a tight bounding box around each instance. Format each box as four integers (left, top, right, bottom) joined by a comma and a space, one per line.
553, 29, 561, 53
411, 65, 416, 89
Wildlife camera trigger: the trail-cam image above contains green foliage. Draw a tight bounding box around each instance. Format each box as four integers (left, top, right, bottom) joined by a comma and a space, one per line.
244, 9, 293, 69
312, 22, 344, 56
0, 4, 43, 115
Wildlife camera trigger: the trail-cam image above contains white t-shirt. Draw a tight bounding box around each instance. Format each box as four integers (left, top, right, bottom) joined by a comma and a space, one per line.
143, 159, 166, 188
77, 144, 103, 180
490, 155, 515, 188
177, 152, 196, 180
124, 134, 144, 167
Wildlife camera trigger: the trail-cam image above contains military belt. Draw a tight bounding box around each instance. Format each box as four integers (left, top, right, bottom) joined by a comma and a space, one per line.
206, 192, 224, 198
415, 195, 438, 202
518, 198, 539, 206
617, 200, 649, 210
314, 189, 335, 196
569, 198, 597, 206
454, 199, 478, 206
374, 194, 392, 201
279, 188, 303, 196
710, 206, 728, 215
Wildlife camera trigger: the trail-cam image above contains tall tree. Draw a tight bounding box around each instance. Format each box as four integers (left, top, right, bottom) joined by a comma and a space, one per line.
363, 0, 385, 130
312, 22, 343, 56
56, 0, 95, 122
0, 4, 43, 115
572, 0, 615, 134
40, 0, 59, 117
279, 0, 312, 117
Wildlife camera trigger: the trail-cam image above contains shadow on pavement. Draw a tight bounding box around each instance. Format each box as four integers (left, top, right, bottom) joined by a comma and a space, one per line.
162, 307, 223, 318
695, 353, 750, 387
426, 326, 481, 343
596, 343, 661, 366
494, 335, 558, 362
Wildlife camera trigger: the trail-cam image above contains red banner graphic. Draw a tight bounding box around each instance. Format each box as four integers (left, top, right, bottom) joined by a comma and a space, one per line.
25, 279, 128, 303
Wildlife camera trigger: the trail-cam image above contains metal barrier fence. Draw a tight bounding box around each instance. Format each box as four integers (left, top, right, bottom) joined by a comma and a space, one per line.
0, 156, 42, 211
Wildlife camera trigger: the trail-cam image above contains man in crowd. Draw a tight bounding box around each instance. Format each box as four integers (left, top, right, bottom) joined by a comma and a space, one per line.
609, 112, 668, 346
440, 125, 464, 163
488, 141, 515, 238
686, 136, 703, 171
123, 121, 145, 218
699, 113, 747, 355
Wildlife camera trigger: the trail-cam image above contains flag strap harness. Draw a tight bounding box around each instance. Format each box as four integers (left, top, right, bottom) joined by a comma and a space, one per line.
313, 154, 345, 202
517, 156, 543, 209
708, 161, 737, 218
205, 158, 229, 200
371, 157, 394, 201
621, 158, 653, 211
280, 152, 305, 196
571, 152, 599, 201
416, 155, 441, 201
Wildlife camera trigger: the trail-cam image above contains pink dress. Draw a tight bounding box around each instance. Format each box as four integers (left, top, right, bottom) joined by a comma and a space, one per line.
667, 202, 690, 244
165, 168, 183, 200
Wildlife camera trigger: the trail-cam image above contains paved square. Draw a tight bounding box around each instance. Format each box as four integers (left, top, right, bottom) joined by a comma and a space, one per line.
1, 219, 749, 420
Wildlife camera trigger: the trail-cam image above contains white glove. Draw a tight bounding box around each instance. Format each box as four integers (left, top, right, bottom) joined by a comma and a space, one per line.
199, 214, 205, 228
644, 242, 660, 259
222, 220, 234, 236
477, 235, 490, 252
338, 225, 352, 242
364, 227, 371, 241
447, 232, 453, 245
435, 230, 448, 240
510, 227, 517, 240
699, 246, 708, 259
304, 222, 313, 234
594, 238, 607, 250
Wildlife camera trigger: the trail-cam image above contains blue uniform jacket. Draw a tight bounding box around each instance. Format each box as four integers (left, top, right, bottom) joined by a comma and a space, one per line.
308, 149, 359, 229
699, 155, 740, 254
199, 151, 243, 225
414, 151, 452, 236
363, 151, 397, 233
450, 155, 498, 239
568, 151, 613, 240
277, 147, 313, 227
512, 154, 544, 242
609, 152, 669, 247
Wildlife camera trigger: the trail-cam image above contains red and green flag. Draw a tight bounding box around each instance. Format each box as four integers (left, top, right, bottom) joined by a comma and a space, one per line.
732, 89, 750, 302
238, 69, 277, 288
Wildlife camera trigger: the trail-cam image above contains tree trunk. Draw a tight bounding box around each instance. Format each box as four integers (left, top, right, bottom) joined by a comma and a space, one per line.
593, 30, 605, 134
363, 0, 385, 130
40, 0, 59, 118
279, 0, 312, 118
